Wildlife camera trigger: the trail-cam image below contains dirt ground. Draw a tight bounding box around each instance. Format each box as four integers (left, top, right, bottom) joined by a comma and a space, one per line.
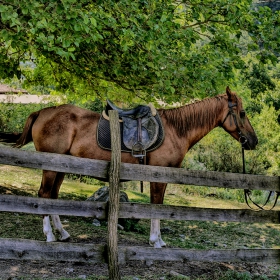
0, 257, 279, 279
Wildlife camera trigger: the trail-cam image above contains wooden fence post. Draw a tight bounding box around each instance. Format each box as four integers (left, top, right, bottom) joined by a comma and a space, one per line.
107, 110, 121, 280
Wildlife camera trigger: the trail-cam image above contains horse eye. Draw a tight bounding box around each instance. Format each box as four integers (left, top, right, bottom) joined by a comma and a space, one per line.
240, 111, 246, 118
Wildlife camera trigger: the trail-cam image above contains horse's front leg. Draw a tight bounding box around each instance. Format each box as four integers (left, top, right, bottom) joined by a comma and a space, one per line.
149, 219, 166, 248
43, 215, 56, 242
149, 182, 167, 248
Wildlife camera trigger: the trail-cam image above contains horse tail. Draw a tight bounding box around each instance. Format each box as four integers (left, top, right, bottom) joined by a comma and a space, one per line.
14, 111, 40, 148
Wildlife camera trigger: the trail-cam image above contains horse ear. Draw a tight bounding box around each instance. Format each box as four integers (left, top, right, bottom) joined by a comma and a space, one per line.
226, 86, 232, 99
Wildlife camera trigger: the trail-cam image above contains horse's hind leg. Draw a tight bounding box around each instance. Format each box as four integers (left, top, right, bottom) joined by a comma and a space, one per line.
39, 170, 57, 242
50, 172, 70, 241
39, 171, 70, 242
149, 182, 167, 248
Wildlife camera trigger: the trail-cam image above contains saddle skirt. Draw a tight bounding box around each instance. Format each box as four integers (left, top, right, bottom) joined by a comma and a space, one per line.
97, 102, 165, 154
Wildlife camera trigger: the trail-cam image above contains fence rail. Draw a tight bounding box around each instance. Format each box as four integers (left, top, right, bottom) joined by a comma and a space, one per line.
1, 238, 280, 264
0, 194, 279, 224
0, 145, 279, 191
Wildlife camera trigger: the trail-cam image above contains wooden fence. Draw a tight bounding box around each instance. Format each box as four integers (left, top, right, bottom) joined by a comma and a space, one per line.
0, 111, 280, 279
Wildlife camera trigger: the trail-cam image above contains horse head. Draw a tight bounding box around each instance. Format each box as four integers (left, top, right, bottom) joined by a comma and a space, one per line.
220, 86, 258, 150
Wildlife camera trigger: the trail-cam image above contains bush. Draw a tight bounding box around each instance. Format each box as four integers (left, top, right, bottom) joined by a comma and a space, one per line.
0, 103, 55, 132
0, 98, 104, 133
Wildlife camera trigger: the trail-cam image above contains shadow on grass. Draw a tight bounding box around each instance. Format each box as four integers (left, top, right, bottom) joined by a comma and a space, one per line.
0, 184, 89, 201
0, 184, 34, 196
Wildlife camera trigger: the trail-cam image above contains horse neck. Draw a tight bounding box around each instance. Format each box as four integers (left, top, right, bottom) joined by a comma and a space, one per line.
162, 96, 226, 147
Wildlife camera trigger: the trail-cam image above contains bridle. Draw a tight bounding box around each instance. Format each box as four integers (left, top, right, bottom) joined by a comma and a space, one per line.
221, 99, 248, 147
222, 98, 279, 211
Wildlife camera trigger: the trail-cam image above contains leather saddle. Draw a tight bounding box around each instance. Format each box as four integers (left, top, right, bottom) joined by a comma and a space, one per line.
106, 99, 152, 119
97, 100, 165, 157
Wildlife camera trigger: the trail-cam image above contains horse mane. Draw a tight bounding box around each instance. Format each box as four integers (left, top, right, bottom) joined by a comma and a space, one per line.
161, 94, 236, 138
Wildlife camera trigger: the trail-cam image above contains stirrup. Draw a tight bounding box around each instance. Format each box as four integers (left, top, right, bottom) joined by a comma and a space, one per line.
131, 142, 146, 158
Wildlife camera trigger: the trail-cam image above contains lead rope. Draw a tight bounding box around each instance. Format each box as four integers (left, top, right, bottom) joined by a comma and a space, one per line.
243, 146, 279, 211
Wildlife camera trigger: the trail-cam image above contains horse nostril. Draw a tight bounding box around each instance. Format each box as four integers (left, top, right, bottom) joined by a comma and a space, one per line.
255, 138, 258, 145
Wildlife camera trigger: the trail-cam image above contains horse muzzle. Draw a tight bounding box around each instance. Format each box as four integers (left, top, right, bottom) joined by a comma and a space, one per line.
241, 133, 258, 150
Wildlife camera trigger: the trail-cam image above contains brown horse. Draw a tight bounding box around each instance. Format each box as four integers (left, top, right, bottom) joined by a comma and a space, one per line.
16, 87, 258, 247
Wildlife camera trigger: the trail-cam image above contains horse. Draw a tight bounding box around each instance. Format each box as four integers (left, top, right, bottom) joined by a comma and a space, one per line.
15, 86, 258, 248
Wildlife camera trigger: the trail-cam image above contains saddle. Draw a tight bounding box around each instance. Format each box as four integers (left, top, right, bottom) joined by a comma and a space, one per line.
97, 100, 165, 157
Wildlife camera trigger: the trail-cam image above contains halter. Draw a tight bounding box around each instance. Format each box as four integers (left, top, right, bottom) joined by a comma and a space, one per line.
222, 98, 279, 210
221, 99, 248, 146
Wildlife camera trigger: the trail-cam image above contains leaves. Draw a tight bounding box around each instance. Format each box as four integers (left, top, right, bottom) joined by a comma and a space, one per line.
0, 0, 279, 102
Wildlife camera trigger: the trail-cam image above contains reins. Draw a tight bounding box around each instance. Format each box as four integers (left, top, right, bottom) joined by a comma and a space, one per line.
223, 98, 279, 211
243, 145, 279, 211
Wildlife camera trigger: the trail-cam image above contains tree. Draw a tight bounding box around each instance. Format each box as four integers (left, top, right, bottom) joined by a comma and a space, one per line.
241, 63, 276, 98
1, 0, 280, 102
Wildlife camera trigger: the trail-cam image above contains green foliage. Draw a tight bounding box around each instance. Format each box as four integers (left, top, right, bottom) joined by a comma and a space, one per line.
1, 1, 280, 102
0, 103, 55, 132
242, 63, 276, 98
80, 98, 104, 112
251, 104, 280, 176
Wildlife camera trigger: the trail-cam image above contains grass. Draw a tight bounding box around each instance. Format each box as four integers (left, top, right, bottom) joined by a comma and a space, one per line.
195, 270, 273, 280
0, 164, 280, 279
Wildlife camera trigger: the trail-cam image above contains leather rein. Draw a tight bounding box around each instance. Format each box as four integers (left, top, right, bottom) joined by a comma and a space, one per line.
222, 99, 279, 211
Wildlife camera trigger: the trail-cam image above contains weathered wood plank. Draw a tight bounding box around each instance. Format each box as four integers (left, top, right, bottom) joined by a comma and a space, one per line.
0, 194, 107, 219
0, 238, 105, 263
124, 246, 280, 263
0, 195, 279, 224
1, 238, 279, 264
120, 163, 280, 191
0, 146, 109, 179
119, 203, 280, 223
0, 146, 279, 191
107, 110, 121, 280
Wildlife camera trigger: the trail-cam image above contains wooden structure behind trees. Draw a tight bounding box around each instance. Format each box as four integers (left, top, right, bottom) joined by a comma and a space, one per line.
0, 112, 279, 279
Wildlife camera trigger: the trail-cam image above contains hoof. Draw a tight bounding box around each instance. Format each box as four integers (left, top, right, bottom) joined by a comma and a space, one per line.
59, 230, 71, 242
159, 238, 166, 247
59, 236, 71, 242
46, 233, 56, 242
149, 234, 166, 248
149, 240, 162, 248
